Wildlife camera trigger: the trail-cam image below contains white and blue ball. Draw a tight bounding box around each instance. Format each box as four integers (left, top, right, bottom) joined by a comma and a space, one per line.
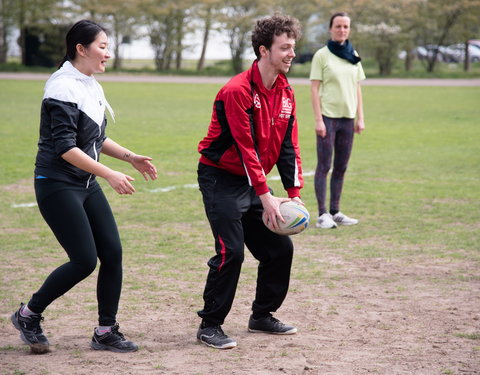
262, 201, 310, 236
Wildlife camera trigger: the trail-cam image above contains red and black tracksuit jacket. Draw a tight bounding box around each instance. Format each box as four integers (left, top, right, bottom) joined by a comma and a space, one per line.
198, 61, 303, 197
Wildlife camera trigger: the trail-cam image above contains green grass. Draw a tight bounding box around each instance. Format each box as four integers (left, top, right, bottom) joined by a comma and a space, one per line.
455, 332, 480, 340
0, 78, 479, 316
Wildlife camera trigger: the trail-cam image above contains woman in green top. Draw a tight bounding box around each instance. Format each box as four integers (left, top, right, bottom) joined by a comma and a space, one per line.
309, 12, 365, 229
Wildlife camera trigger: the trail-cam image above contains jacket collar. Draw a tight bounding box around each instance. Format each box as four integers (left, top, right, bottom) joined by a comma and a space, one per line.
45, 61, 115, 122
46, 61, 94, 88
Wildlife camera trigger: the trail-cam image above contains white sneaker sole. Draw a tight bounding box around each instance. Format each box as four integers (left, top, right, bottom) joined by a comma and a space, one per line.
334, 220, 358, 226
248, 327, 297, 335
315, 223, 337, 229
197, 337, 237, 349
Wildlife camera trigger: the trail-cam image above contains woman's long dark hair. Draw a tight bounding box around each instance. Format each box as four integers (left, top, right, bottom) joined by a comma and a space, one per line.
58, 20, 107, 69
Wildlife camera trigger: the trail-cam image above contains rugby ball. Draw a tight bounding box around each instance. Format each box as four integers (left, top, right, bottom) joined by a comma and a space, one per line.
262, 201, 310, 236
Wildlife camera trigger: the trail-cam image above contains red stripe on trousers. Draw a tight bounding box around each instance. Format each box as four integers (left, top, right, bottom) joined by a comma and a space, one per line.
218, 235, 226, 272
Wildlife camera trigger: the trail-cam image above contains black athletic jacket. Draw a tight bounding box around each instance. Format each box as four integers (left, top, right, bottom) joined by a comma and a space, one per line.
34, 61, 114, 187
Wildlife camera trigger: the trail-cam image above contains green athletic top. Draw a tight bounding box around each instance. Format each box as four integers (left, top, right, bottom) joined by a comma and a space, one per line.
309, 46, 366, 119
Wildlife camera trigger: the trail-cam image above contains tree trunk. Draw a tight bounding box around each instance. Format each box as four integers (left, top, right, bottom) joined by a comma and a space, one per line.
18, 0, 26, 65
112, 17, 122, 70
426, 51, 439, 73
154, 48, 162, 71
463, 40, 470, 72
404, 49, 413, 72
161, 17, 174, 70
232, 52, 243, 73
0, 0, 6, 63
376, 45, 393, 76
426, 10, 461, 73
197, 6, 212, 71
229, 27, 247, 74
175, 10, 183, 71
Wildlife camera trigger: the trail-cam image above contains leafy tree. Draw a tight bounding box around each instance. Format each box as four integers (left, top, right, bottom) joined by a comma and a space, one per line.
14, 0, 64, 64
447, 2, 480, 71
194, 0, 223, 71
219, 0, 260, 74
270, 0, 320, 55
414, 0, 480, 72
325, 0, 405, 75
140, 0, 194, 71
0, 0, 17, 63
68, 0, 142, 69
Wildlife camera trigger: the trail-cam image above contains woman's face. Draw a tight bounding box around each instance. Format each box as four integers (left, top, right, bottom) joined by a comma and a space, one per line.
79, 31, 111, 75
329, 16, 351, 44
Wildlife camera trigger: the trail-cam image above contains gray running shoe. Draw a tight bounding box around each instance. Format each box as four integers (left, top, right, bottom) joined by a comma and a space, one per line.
90, 323, 138, 353
248, 315, 297, 335
197, 325, 237, 349
11, 303, 50, 354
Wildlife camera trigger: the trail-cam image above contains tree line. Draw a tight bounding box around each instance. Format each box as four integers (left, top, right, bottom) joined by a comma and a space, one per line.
1, 0, 479, 74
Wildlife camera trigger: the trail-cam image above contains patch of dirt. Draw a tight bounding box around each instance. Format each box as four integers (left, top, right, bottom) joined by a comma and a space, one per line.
2, 179, 34, 194
1, 243, 479, 375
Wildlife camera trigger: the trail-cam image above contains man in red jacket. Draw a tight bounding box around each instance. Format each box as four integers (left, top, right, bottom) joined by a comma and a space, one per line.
196, 14, 304, 349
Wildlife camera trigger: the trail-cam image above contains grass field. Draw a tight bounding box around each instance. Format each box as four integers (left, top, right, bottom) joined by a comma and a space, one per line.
0, 79, 479, 374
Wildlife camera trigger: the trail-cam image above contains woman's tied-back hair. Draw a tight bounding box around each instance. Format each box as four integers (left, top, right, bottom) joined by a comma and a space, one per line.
329, 12, 350, 28
252, 14, 302, 59
58, 20, 107, 68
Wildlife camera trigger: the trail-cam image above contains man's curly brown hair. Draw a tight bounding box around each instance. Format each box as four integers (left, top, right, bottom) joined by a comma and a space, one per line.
252, 14, 302, 59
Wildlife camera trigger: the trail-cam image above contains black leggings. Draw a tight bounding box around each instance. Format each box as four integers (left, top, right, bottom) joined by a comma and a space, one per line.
314, 116, 354, 216
29, 179, 122, 326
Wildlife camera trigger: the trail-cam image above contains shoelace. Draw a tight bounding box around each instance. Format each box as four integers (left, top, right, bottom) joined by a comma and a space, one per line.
213, 326, 228, 338
23, 314, 44, 333
267, 316, 283, 328
110, 324, 126, 340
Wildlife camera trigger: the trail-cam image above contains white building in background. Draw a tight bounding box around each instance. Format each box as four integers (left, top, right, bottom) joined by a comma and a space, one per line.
120, 31, 255, 61
7, 25, 256, 62
121, 35, 234, 60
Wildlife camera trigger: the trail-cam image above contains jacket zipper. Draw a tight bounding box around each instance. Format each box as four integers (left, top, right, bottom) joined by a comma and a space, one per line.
85, 125, 101, 189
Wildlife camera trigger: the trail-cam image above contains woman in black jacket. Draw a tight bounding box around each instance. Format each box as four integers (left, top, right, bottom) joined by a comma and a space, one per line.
11, 20, 157, 354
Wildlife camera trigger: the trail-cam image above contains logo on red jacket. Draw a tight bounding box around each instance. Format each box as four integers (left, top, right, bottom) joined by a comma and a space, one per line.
253, 93, 261, 109
280, 97, 292, 118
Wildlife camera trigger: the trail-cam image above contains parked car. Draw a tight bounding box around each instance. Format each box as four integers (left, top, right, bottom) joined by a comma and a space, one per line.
414, 45, 448, 62
443, 43, 480, 63
469, 39, 480, 49
399, 42, 480, 63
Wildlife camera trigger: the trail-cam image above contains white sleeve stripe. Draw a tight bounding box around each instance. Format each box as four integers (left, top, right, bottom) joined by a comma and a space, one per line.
294, 160, 300, 187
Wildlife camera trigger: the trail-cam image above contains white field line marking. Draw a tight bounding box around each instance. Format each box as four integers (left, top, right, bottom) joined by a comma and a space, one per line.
147, 171, 315, 193
12, 171, 316, 207
12, 202, 38, 208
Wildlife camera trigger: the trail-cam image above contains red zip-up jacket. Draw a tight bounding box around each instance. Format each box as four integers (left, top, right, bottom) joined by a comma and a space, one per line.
198, 61, 303, 197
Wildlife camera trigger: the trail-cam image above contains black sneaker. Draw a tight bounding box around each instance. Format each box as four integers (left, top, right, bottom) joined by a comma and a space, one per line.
90, 323, 138, 353
11, 303, 50, 354
248, 315, 297, 335
197, 325, 237, 349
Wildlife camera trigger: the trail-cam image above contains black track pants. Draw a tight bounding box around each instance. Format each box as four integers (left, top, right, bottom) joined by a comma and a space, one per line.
29, 179, 122, 326
197, 163, 294, 326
